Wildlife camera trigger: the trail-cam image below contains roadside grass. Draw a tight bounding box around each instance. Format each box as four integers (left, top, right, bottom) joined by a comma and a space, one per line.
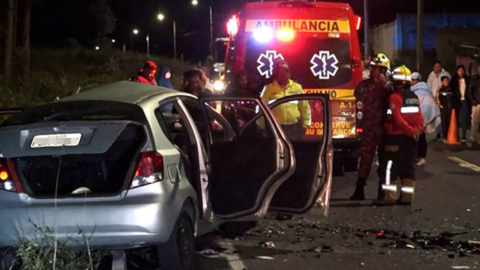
1, 221, 107, 270
0, 219, 162, 270
0, 48, 191, 109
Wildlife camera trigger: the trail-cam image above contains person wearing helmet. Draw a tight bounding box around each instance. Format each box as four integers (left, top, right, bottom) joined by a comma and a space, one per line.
375, 65, 424, 205
350, 53, 392, 200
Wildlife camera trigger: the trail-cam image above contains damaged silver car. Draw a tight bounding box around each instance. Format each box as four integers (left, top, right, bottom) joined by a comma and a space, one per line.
0, 81, 333, 270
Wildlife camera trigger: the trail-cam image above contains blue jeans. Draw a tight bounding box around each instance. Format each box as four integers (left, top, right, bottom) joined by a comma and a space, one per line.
459, 100, 469, 140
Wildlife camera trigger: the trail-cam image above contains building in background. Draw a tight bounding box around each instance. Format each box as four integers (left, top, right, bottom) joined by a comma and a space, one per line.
372, 13, 480, 76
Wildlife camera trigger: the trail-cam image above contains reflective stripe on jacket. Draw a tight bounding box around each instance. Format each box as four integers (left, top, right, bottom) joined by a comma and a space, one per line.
385, 89, 424, 137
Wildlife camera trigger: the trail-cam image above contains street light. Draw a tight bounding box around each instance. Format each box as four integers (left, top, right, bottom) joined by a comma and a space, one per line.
133, 29, 139, 35
111, 39, 116, 43
192, 0, 198, 6
157, 13, 165, 21
95, 46, 100, 51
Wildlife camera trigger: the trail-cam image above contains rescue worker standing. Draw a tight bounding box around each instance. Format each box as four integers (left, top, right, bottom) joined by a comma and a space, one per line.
260, 60, 311, 141
376, 65, 423, 205
350, 53, 391, 200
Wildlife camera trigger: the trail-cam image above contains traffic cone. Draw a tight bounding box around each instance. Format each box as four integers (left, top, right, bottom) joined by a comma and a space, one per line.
446, 109, 460, 145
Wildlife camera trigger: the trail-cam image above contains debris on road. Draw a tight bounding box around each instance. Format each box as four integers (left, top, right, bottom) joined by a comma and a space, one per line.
467, 240, 480, 246
197, 249, 220, 258
256, 256, 275, 260
307, 245, 334, 253
260, 241, 275, 249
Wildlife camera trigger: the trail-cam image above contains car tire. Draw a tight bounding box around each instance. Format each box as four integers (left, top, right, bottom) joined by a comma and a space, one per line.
157, 213, 196, 270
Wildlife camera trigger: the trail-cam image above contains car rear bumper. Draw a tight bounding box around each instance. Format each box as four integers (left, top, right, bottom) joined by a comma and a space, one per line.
0, 181, 197, 250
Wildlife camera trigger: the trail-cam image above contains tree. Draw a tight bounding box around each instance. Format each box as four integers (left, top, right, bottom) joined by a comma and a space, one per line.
3, 0, 15, 78
20, 0, 34, 78
88, 0, 116, 39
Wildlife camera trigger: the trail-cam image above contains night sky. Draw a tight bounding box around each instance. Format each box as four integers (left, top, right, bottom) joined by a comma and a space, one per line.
29, 0, 480, 61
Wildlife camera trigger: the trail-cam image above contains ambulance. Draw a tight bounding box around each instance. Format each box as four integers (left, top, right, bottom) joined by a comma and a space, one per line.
225, 1, 363, 171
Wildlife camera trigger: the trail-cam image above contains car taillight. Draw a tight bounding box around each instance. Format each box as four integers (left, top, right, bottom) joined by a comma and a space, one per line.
0, 159, 17, 192
130, 152, 164, 189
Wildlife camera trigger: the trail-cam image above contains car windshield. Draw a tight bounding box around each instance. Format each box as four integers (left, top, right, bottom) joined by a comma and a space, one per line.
2, 101, 148, 126
244, 36, 351, 89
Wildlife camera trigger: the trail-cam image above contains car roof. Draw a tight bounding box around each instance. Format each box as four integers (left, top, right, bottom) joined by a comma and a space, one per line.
60, 81, 180, 105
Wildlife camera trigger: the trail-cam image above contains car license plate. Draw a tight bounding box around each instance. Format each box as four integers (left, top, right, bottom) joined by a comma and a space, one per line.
31, 133, 82, 148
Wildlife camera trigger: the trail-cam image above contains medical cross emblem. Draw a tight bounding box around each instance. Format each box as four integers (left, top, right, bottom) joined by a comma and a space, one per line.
257, 50, 284, 79
310, 51, 339, 80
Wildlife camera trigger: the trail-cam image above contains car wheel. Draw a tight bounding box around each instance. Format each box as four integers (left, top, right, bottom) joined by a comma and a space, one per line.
157, 213, 196, 270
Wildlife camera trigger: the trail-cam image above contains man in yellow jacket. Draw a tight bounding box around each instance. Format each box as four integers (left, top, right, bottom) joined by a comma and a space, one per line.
260, 60, 311, 140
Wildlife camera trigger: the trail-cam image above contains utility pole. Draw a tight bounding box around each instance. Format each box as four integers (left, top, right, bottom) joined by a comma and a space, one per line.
4, 0, 15, 78
146, 35, 150, 55
416, 0, 424, 71
173, 21, 177, 59
210, 6, 214, 55
363, 0, 370, 58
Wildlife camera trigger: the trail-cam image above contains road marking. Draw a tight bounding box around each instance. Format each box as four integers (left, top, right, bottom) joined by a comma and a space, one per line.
223, 253, 247, 270
448, 157, 480, 172
217, 241, 247, 270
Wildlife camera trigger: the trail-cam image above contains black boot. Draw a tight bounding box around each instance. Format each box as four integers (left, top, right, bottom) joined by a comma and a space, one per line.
350, 179, 366, 200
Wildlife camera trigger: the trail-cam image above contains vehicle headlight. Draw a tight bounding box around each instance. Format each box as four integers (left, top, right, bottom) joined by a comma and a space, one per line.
357, 111, 363, 120
356, 101, 363, 110
214, 80, 225, 92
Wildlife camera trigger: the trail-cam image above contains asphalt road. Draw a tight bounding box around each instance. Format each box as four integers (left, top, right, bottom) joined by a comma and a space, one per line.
195, 141, 480, 270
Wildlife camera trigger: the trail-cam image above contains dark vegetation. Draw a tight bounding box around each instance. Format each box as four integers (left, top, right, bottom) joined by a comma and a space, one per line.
0, 48, 189, 108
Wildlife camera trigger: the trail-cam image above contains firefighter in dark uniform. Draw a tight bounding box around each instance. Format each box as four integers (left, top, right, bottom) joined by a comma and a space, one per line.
375, 65, 424, 205
350, 53, 391, 200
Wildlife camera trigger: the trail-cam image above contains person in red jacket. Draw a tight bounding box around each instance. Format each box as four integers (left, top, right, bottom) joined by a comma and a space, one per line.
133, 61, 158, 86
375, 65, 424, 205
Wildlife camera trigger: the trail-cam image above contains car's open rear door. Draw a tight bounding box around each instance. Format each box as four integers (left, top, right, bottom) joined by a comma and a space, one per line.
265, 94, 334, 217
199, 97, 295, 220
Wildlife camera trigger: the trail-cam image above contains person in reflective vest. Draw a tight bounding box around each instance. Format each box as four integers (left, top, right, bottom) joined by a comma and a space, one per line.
375, 65, 424, 205
260, 60, 311, 141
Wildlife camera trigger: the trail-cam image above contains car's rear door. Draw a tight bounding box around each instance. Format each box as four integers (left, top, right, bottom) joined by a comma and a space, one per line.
198, 97, 295, 220
265, 94, 334, 216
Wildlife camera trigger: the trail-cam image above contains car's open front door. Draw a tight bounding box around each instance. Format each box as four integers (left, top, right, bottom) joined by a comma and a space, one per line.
199, 97, 295, 220
265, 94, 334, 217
